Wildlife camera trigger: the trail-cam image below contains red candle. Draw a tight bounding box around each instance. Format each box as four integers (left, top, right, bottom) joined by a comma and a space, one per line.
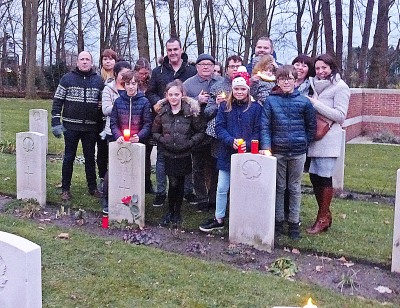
251, 140, 259, 154
123, 129, 130, 141
101, 215, 109, 229
237, 139, 245, 153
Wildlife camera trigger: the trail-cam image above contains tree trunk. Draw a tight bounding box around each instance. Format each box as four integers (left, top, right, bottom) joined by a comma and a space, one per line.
321, 0, 334, 56
168, 0, 177, 37
135, 0, 150, 59
345, 0, 354, 83
253, 0, 267, 43
295, 0, 307, 53
359, 0, 374, 85
368, 0, 394, 88
335, 0, 343, 70
77, 0, 84, 52
25, 0, 39, 99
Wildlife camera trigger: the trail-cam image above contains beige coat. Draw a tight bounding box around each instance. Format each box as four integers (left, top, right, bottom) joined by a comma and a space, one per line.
307, 74, 350, 157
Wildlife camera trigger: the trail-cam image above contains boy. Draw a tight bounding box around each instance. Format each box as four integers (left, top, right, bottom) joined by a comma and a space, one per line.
259, 65, 316, 240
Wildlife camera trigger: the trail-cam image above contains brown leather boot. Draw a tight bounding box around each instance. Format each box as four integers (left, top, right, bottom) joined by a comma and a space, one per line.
307, 186, 334, 234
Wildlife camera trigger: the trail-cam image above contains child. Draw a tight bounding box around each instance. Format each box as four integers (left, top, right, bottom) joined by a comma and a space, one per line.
259, 65, 316, 240
152, 80, 205, 226
102, 70, 152, 214
250, 55, 277, 104
199, 77, 262, 232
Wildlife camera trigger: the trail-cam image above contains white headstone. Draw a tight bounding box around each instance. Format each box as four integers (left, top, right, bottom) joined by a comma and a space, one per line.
0, 231, 42, 308
16, 132, 46, 206
108, 142, 145, 228
229, 153, 277, 252
29, 109, 48, 153
391, 169, 400, 273
333, 129, 346, 191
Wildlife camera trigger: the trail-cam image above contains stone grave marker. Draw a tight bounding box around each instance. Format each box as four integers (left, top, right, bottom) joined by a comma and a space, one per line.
392, 169, 400, 273
0, 231, 42, 308
29, 109, 48, 153
16, 132, 46, 206
229, 153, 277, 252
108, 142, 145, 228
333, 129, 346, 192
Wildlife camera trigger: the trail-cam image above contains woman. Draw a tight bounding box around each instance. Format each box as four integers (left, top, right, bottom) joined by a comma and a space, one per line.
214, 62, 223, 76
292, 54, 315, 96
306, 54, 350, 234
100, 49, 117, 82
152, 80, 204, 227
134, 57, 154, 193
199, 77, 262, 232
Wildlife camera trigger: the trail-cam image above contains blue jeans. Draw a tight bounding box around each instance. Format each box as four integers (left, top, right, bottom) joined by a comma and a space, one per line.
62, 129, 97, 192
215, 169, 230, 220
275, 153, 306, 223
156, 148, 193, 195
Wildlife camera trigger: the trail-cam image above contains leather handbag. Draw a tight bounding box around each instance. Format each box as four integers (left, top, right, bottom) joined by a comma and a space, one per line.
315, 114, 333, 141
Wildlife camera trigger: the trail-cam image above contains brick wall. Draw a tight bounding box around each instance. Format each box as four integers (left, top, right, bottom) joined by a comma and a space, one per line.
343, 89, 400, 141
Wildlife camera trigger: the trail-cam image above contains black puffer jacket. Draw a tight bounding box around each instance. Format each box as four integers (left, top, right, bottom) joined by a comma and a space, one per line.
152, 97, 205, 158
146, 53, 196, 107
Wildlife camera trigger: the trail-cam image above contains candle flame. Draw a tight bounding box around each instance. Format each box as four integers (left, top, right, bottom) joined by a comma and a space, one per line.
303, 297, 317, 308
221, 91, 226, 98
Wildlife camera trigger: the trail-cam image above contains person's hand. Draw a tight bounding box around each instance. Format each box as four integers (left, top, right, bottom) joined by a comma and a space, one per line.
51, 125, 65, 138
153, 100, 164, 113
130, 134, 139, 143
259, 149, 272, 156
198, 89, 210, 104
233, 139, 246, 151
308, 96, 318, 105
116, 136, 124, 143
215, 93, 226, 104
251, 74, 260, 82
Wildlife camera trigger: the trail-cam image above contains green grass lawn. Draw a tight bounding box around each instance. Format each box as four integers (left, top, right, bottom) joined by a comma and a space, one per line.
1, 215, 384, 308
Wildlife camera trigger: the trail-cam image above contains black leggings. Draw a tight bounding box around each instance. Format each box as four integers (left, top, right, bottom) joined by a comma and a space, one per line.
309, 173, 332, 188
168, 175, 185, 214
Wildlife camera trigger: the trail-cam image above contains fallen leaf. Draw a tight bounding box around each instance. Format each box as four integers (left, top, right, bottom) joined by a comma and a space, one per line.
3, 177, 10, 181
353, 210, 358, 213
338, 256, 348, 262
118, 259, 122, 264
58, 233, 70, 239
292, 248, 300, 254
284, 247, 290, 252
339, 213, 347, 219
343, 262, 355, 267
37, 227, 45, 230
105, 241, 112, 245
315, 265, 323, 272
319, 256, 332, 261
374, 286, 393, 294
384, 220, 390, 225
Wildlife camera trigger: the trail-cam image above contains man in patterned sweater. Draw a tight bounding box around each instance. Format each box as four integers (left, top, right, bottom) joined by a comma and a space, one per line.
51, 51, 104, 201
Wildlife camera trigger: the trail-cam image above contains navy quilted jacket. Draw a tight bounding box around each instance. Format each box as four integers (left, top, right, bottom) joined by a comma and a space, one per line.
260, 88, 316, 156
110, 91, 153, 142
215, 100, 262, 171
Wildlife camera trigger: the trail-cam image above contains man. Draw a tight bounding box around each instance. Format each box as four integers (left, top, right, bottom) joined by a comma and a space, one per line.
246, 36, 279, 73
51, 51, 104, 201
183, 54, 222, 211
146, 38, 197, 207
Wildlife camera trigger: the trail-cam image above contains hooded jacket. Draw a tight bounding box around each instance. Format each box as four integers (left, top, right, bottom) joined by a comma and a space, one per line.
146, 53, 197, 107
110, 91, 153, 142
152, 97, 205, 158
51, 68, 104, 132
260, 88, 316, 156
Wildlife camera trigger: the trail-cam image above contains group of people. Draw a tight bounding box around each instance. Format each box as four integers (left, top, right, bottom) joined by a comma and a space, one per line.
51, 36, 350, 240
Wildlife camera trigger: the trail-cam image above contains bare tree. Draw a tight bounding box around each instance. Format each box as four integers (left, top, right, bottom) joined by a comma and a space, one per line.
335, 0, 343, 69
359, 0, 374, 85
321, 0, 335, 56
295, 0, 307, 53
345, 0, 355, 82
77, 0, 84, 52
135, 0, 150, 59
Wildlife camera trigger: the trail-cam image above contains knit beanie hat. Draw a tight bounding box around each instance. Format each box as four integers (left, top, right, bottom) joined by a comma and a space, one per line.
232, 65, 250, 86
232, 77, 250, 90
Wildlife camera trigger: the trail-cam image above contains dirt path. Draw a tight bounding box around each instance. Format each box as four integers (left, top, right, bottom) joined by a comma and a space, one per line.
1, 194, 399, 305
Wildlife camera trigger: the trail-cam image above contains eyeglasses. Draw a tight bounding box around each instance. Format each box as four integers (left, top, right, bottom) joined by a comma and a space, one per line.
277, 77, 296, 82
228, 65, 241, 69
197, 63, 214, 67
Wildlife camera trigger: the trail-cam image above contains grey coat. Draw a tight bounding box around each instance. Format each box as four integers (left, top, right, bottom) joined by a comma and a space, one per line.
307, 74, 350, 158
102, 80, 120, 136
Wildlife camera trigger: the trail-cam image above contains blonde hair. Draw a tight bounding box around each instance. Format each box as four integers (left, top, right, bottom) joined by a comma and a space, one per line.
252, 55, 275, 76
224, 84, 251, 112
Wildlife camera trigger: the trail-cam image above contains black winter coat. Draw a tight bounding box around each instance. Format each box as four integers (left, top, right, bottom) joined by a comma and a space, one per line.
152, 97, 205, 158
146, 53, 197, 107
110, 91, 153, 142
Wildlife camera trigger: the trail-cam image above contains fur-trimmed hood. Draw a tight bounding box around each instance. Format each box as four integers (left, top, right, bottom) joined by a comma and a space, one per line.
157, 96, 201, 117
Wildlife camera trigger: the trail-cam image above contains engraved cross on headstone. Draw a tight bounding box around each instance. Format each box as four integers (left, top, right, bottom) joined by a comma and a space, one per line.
25, 165, 34, 187
119, 179, 130, 196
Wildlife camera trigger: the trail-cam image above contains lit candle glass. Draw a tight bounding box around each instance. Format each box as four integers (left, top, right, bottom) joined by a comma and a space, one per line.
303, 298, 317, 308
237, 138, 245, 153
123, 129, 130, 141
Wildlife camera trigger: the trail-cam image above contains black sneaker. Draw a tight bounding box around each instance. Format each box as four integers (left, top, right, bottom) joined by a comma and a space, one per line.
184, 193, 198, 205
161, 212, 174, 227
145, 180, 154, 194
153, 194, 166, 207
199, 218, 224, 232
288, 222, 301, 240
172, 213, 182, 227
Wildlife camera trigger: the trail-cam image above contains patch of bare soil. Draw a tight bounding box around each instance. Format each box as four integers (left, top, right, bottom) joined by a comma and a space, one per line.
1, 194, 399, 305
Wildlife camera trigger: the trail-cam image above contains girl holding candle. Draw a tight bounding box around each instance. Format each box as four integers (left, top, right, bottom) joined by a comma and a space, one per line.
306, 54, 350, 234
199, 76, 262, 232
152, 80, 204, 226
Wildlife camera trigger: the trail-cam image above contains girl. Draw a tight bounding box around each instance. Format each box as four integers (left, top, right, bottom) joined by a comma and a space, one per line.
250, 55, 277, 104
152, 80, 204, 226
306, 54, 350, 234
100, 49, 117, 82
199, 77, 262, 232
